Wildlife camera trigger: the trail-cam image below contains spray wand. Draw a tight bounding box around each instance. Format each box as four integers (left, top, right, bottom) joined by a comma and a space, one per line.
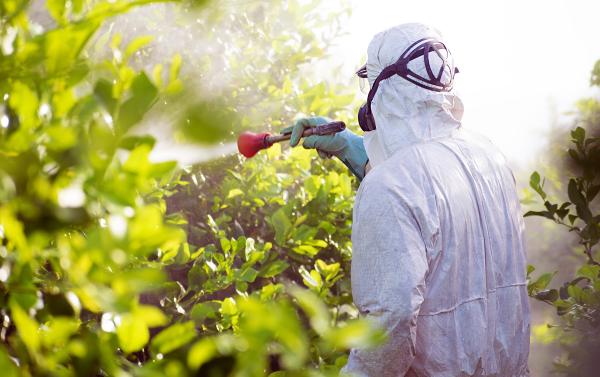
237, 121, 346, 158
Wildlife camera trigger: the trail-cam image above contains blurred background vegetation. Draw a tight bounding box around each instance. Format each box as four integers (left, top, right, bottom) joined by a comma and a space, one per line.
0, 0, 598, 376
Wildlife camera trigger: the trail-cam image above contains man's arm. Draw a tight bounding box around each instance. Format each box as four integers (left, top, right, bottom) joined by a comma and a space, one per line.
364, 161, 372, 175
282, 117, 369, 180
343, 184, 429, 377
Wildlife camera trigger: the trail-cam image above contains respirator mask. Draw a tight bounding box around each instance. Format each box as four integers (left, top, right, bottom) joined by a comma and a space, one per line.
356, 37, 459, 132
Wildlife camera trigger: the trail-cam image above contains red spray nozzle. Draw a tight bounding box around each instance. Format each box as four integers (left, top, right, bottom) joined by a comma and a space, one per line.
237, 132, 273, 158
237, 121, 346, 158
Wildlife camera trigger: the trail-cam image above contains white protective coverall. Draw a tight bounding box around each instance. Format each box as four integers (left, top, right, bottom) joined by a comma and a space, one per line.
342, 23, 530, 377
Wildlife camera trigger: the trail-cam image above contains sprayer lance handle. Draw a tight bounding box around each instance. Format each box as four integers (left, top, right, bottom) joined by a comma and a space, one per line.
266, 121, 346, 144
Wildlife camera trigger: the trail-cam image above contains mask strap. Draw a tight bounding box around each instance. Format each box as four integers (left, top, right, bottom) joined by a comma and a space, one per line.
364, 63, 398, 130
362, 37, 459, 130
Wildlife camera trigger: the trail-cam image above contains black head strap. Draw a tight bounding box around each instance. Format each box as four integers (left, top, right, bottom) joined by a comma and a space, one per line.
360, 37, 458, 131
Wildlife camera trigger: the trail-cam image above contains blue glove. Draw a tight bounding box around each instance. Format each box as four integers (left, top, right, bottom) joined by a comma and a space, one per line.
281, 116, 369, 180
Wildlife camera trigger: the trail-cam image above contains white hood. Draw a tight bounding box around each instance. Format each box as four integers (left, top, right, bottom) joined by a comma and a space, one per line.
365, 23, 464, 163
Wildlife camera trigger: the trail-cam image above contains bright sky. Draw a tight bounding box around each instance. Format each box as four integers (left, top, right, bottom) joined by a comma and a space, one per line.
327, 0, 600, 168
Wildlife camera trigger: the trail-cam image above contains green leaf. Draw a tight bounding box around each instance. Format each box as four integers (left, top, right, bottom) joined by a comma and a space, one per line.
270, 207, 292, 245
190, 302, 219, 323
47, 0, 66, 23
166, 53, 183, 93
315, 259, 340, 282
148, 161, 177, 179
289, 287, 329, 335
42, 318, 79, 348
116, 72, 158, 134
188, 263, 208, 290
169, 53, 182, 83
260, 260, 289, 278
305, 239, 328, 248
568, 179, 592, 222
318, 221, 336, 235
119, 135, 156, 150
150, 321, 196, 355
117, 314, 149, 354
0, 207, 31, 261
134, 305, 168, 328
71, 0, 83, 13
45, 22, 100, 75
528, 272, 556, 296
325, 320, 384, 349
568, 149, 580, 163
239, 267, 258, 282
259, 283, 285, 301
528, 171, 546, 200
219, 237, 231, 253
567, 285, 585, 303
299, 266, 323, 291
10, 303, 40, 353
571, 127, 585, 144
534, 289, 558, 302
587, 185, 600, 202
227, 188, 244, 199
577, 265, 600, 282
293, 225, 318, 242
124, 35, 154, 60
188, 338, 217, 370
220, 297, 237, 316
45, 125, 78, 151
293, 244, 319, 257
555, 202, 571, 219
93, 79, 116, 114
152, 64, 164, 88
0, 345, 19, 377
524, 210, 554, 220
9, 81, 38, 130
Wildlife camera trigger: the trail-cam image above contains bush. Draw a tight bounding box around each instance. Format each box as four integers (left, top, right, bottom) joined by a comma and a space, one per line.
526, 61, 600, 376
0, 0, 380, 376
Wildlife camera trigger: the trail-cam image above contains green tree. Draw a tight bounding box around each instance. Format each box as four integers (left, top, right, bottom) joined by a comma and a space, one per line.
526, 60, 600, 377
0, 0, 380, 376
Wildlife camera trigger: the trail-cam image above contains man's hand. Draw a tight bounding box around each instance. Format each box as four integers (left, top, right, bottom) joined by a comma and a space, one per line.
281, 116, 369, 180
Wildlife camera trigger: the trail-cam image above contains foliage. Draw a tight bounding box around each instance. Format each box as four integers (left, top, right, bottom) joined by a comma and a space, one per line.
0, 0, 380, 376
525, 61, 600, 376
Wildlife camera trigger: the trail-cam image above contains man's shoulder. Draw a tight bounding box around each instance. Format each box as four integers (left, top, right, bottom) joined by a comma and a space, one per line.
453, 128, 506, 157
358, 156, 430, 209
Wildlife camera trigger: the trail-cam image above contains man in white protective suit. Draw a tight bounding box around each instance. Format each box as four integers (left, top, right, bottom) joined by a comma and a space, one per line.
283, 23, 530, 377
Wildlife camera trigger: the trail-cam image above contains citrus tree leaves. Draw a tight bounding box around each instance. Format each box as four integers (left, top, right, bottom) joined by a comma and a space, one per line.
116, 72, 158, 134
117, 315, 150, 354
0, 0, 378, 375
0, 0, 193, 373
526, 61, 600, 375
0, 346, 19, 377
150, 321, 196, 355
270, 207, 292, 245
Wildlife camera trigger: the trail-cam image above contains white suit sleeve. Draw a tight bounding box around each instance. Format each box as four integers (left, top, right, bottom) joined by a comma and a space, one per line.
343, 183, 429, 377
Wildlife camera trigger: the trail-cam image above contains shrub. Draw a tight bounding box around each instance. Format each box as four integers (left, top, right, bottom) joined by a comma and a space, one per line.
0, 0, 380, 376
526, 61, 600, 377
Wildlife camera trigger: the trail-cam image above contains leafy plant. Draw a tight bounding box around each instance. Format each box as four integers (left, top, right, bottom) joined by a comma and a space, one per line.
525, 61, 600, 376
0, 0, 380, 376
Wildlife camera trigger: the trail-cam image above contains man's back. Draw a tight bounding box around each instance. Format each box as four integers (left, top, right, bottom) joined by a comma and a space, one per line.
346, 129, 530, 377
